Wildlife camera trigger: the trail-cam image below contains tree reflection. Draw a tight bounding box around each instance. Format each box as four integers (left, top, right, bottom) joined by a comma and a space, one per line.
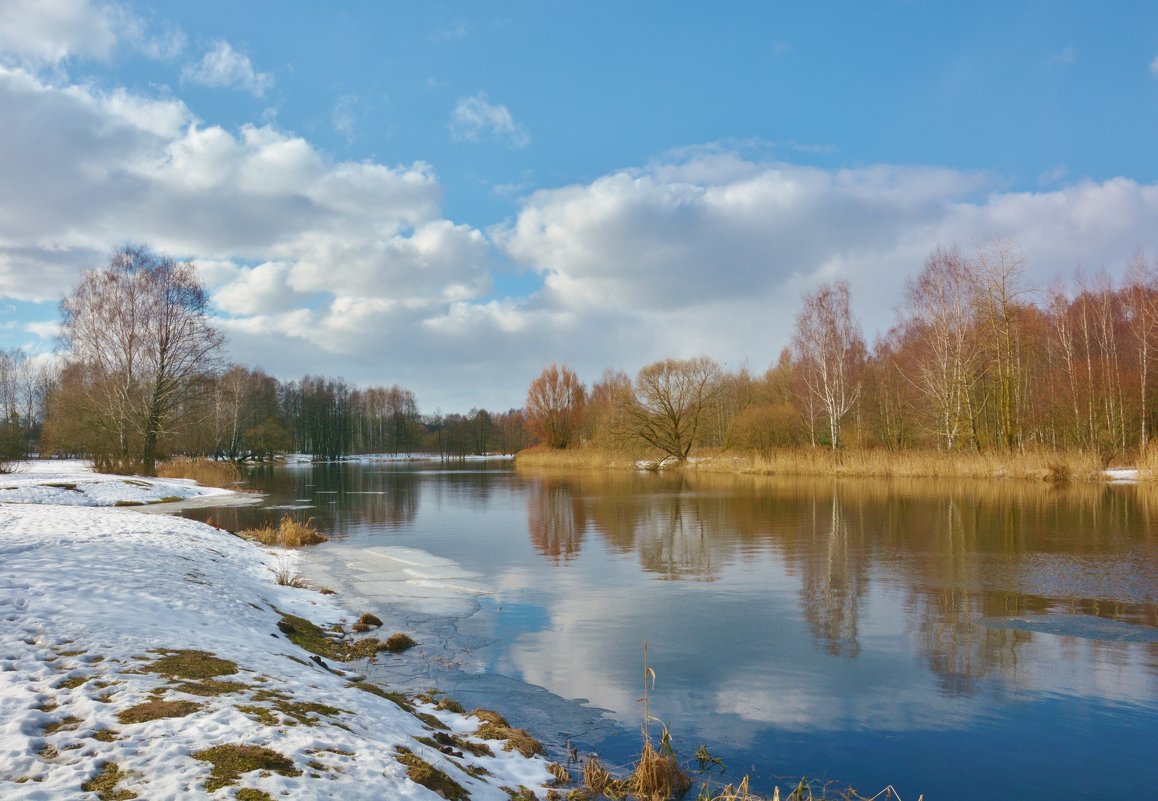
797, 492, 866, 658
528, 479, 587, 564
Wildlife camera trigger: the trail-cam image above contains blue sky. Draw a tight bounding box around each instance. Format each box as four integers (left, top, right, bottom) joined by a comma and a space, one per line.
2, 1, 1158, 411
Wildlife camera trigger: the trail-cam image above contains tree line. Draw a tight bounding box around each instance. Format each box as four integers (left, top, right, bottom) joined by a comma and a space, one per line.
1, 246, 529, 475
7, 239, 1158, 476
525, 240, 1158, 463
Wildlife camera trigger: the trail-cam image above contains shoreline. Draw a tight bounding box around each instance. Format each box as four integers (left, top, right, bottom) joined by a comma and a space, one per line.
0, 462, 556, 800
514, 445, 1146, 482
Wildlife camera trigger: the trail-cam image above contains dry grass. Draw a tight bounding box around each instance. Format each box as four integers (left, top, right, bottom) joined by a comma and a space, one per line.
515, 445, 641, 472
240, 515, 329, 548
714, 447, 1104, 481
471, 708, 546, 758
516, 444, 1112, 482
156, 457, 241, 488
272, 556, 308, 588
193, 744, 301, 792
116, 699, 201, 724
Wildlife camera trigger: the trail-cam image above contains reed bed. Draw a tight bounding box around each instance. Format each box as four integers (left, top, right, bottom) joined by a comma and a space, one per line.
156, 457, 242, 487
518, 445, 1110, 482
239, 514, 329, 547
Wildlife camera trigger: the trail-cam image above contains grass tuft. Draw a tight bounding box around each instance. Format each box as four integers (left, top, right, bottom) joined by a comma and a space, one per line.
240, 514, 328, 547
472, 708, 546, 758
394, 746, 469, 801
384, 632, 418, 653
80, 762, 138, 801
145, 650, 239, 680
193, 743, 301, 792
116, 699, 201, 724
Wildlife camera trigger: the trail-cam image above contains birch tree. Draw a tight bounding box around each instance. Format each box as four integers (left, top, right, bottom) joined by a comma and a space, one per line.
792, 280, 865, 449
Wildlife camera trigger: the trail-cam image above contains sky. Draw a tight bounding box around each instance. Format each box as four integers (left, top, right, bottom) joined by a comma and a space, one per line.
1, 0, 1158, 412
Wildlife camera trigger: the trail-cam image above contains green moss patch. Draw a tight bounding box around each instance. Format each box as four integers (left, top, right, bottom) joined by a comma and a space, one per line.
116, 699, 201, 724
394, 746, 469, 801
276, 612, 394, 662
193, 744, 301, 792
113, 500, 144, 507
80, 762, 138, 800
145, 650, 239, 680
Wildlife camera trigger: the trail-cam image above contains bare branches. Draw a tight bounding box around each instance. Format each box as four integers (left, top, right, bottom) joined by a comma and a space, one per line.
58, 245, 225, 474
792, 280, 865, 449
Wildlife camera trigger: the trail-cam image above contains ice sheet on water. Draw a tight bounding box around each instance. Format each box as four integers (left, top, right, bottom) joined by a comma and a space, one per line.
303, 544, 491, 618
982, 614, 1158, 643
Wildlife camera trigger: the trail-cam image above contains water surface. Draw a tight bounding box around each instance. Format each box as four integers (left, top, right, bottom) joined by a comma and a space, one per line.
184, 461, 1158, 800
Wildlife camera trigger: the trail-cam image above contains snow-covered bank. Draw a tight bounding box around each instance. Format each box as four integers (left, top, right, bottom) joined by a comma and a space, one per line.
0, 464, 553, 800
0, 460, 236, 507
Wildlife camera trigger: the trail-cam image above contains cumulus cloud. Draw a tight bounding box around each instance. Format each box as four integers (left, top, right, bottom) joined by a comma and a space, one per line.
0, 0, 123, 65
450, 92, 530, 147
0, 0, 184, 67
181, 40, 273, 97
3, 62, 1158, 412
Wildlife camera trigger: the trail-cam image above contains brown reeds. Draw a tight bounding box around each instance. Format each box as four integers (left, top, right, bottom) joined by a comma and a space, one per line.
517, 445, 1110, 482
240, 515, 329, 547
156, 457, 242, 488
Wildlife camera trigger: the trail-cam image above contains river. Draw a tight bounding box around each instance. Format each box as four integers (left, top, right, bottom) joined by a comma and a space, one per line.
181, 459, 1158, 800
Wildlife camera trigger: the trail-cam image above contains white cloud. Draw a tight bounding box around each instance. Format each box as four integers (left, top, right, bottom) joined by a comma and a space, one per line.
450, 92, 530, 148
24, 320, 62, 339
0, 0, 123, 65
3, 64, 1158, 412
0, 0, 184, 67
1151, 54, 1158, 76
181, 41, 273, 97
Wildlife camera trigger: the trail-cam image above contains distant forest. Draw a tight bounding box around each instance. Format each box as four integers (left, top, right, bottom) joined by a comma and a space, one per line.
3, 240, 1158, 473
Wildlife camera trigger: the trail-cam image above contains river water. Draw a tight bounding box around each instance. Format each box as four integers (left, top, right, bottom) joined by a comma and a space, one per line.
182, 460, 1158, 800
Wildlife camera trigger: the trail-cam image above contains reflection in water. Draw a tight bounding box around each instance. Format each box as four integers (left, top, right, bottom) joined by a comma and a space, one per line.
522, 471, 1158, 695
185, 463, 1158, 801
528, 480, 586, 563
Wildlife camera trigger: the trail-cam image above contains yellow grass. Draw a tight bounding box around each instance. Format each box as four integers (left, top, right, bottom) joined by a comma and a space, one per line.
156, 457, 242, 488
514, 444, 641, 471
239, 515, 329, 547
517, 445, 1109, 482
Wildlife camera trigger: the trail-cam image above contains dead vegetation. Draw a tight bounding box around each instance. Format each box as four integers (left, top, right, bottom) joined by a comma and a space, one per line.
156, 457, 242, 488
193, 743, 302, 792
116, 699, 201, 724
240, 514, 329, 547
394, 745, 469, 801
80, 761, 137, 800
472, 708, 546, 758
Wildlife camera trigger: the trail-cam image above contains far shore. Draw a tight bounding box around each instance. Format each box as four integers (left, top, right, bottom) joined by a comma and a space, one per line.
514, 445, 1151, 483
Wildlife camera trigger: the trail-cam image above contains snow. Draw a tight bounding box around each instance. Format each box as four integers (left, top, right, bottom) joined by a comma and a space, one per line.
0, 461, 554, 800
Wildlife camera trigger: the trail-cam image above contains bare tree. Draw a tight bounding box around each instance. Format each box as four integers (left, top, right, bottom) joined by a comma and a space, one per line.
525, 363, 586, 448
1123, 251, 1158, 450
792, 280, 866, 449
59, 245, 225, 475
899, 247, 979, 450
626, 356, 722, 462
972, 240, 1029, 450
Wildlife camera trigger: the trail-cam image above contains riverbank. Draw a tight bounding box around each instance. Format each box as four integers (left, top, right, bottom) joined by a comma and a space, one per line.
0, 461, 553, 800
514, 445, 1141, 482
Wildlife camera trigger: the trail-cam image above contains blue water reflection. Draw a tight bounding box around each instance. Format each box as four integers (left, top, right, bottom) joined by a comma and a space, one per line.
186, 462, 1158, 800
